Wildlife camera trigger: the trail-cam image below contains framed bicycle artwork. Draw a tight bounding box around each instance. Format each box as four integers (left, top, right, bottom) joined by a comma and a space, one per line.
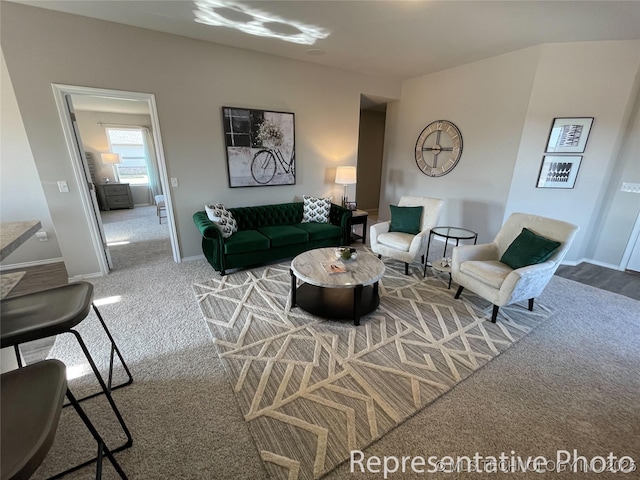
222, 107, 296, 187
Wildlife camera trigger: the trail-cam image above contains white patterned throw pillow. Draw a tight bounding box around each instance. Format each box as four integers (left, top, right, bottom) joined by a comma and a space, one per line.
302, 195, 331, 223
205, 203, 238, 238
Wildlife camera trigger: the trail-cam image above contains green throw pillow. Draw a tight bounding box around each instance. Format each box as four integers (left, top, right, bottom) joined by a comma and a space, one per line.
389, 205, 423, 235
500, 227, 561, 269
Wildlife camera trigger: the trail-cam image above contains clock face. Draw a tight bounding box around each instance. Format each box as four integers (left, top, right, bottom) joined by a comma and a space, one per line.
415, 120, 463, 177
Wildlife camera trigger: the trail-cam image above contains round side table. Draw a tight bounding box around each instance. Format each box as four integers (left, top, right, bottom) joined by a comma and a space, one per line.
424, 226, 478, 288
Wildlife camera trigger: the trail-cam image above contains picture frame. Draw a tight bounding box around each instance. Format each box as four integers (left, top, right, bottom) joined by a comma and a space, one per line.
536, 155, 583, 189
545, 117, 593, 153
222, 107, 295, 187
344, 201, 357, 211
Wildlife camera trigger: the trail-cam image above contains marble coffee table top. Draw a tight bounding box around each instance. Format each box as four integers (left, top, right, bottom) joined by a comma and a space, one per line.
291, 247, 385, 288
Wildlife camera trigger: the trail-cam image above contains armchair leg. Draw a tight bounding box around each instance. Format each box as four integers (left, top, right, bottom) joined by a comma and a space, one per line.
528, 298, 534, 311
454, 286, 464, 299
377, 254, 382, 259
404, 263, 409, 275
491, 305, 499, 323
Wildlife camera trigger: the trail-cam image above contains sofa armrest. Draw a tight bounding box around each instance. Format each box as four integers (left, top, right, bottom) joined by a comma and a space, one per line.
329, 203, 352, 245
193, 211, 226, 272
193, 211, 222, 240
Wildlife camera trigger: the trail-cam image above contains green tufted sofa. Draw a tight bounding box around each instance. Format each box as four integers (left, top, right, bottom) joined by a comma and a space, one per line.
193, 202, 352, 275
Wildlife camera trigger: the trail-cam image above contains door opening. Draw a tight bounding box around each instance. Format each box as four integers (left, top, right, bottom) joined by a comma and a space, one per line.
52, 84, 179, 274
356, 95, 388, 220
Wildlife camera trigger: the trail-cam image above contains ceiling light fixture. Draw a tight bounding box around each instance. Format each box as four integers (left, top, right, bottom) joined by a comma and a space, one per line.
193, 0, 330, 45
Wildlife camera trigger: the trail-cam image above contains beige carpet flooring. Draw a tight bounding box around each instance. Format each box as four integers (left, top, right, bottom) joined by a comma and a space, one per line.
19, 215, 639, 480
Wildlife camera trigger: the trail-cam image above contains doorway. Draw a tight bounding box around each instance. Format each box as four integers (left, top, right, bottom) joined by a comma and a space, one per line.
52, 84, 179, 274
356, 95, 388, 219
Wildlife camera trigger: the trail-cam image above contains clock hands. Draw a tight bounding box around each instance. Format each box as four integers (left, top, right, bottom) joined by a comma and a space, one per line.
415, 120, 463, 177
422, 134, 454, 168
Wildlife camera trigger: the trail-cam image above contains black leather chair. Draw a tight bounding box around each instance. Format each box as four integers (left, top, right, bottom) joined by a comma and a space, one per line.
0, 282, 133, 475
1, 359, 127, 479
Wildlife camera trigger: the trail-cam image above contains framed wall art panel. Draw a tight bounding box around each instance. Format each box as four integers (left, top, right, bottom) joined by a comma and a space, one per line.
222, 107, 295, 187
545, 117, 593, 153
536, 155, 583, 189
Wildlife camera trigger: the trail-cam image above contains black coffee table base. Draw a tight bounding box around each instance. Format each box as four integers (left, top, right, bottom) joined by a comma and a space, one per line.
291, 275, 379, 326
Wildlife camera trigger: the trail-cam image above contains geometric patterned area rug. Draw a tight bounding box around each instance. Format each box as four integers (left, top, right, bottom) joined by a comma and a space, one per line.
193, 251, 552, 480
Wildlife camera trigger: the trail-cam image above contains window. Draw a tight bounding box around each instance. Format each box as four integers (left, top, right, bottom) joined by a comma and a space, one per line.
106, 128, 149, 185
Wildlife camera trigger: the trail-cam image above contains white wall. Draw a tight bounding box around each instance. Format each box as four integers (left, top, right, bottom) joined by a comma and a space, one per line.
505, 41, 640, 262
0, 49, 63, 267
383, 40, 640, 264
590, 76, 640, 268
382, 46, 541, 242
1, 3, 400, 276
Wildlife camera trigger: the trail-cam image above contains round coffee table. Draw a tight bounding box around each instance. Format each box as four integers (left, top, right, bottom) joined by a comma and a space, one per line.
290, 248, 385, 326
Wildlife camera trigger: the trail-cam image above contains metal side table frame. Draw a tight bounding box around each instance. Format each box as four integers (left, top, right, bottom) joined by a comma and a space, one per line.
424, 226, 478, 288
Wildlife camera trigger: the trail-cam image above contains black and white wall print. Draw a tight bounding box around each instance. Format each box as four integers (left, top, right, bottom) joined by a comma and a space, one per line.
222, 107, 295, 187
536, 155, 583, 189
545, 117, 593, 153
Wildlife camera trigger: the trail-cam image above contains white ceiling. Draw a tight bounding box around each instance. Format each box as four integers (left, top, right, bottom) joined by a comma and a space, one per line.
13, 0, 640, 80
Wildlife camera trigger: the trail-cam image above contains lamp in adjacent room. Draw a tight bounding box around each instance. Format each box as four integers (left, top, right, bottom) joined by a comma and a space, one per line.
335, 165, 357, 207
101, 153, 122, 183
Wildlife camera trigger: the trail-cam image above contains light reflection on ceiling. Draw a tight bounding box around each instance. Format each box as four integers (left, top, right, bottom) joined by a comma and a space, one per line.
193, 0, 330, 45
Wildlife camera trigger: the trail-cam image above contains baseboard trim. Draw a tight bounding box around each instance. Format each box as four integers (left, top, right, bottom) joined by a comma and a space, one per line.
0, 257, 65, 272
181, 254, 206, 262
68, 271, 104, 282
561, 257, 624, 271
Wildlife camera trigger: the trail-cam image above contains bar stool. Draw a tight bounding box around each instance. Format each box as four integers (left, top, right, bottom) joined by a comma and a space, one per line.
1, 359, 128, 479
0, 282, 133, 475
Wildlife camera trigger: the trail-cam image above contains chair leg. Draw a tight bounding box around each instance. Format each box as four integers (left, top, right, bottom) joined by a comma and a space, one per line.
491, 305, 499, 323
92, 304, 134, 393
377, 254, 382, 259
404, 262, 409, 275
51, 331, 132, 479
68, 331, 133, 447
67, 306, 133, 404
454, 286, 464, 299
528, 298, 534, 311
65, 389, 128, 480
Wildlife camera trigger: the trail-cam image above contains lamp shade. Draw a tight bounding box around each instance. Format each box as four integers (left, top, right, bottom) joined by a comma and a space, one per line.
101, 153, 122, 164
335, 166, 357, 185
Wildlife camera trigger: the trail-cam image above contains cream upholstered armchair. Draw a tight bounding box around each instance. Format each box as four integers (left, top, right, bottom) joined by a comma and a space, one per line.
370, 196, 444, 275
452, 212, 579, 323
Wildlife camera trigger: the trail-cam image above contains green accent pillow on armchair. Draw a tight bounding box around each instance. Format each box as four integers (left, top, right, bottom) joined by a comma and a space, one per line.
389, 205, 423, 235
500, 227, 561, 269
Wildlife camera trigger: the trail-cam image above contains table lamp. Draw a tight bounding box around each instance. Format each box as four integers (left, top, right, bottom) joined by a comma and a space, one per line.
335, 166, 356, 207
101, 153, 122, 183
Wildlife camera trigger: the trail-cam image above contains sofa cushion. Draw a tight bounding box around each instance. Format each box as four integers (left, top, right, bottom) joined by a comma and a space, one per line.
294, 222, 342, 242
389, 205, 423, 234
302, 195, 331, 223
224, 230, 270, 255
500, 227, 561, 270
460, 260, 512, 290
205, 203, 238, 238
257, 225, 309, 247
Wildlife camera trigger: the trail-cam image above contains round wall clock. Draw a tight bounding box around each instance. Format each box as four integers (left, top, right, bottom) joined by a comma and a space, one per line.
414, 120, 463, 177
